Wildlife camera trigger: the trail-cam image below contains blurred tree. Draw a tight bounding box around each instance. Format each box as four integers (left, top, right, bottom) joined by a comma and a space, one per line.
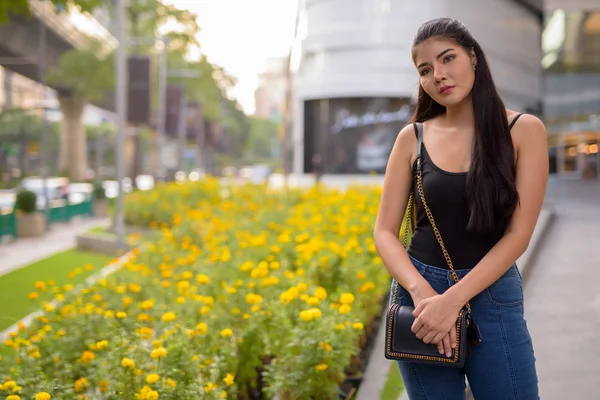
246, 116, 278, 161
0, 0, 103, 22
0, 109, 60, 176
47, 38, 115, 181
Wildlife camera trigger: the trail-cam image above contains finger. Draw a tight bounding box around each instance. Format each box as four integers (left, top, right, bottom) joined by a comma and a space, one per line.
411, 318, 424, 334
415, 325, 428, 340
431, 331, 446, 345
450, 325, 457, 349
442, 334, 452, 357
422, 330, 437, 344
412, 301, 425, 317
437, 341, 444, 355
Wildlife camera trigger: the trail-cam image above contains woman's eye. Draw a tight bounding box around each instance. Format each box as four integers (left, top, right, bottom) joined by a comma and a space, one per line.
420, 68, 430, 76
443, 54, 455, 63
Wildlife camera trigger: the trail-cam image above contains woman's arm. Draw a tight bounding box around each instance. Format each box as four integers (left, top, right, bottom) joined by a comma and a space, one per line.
374, 124, 431, 298
443, 114, 549, 305
376, 123, 460, 356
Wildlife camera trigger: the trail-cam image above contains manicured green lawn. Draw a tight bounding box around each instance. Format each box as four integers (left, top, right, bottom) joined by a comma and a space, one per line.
0, 249, 111, 332
381, 362, 405, 400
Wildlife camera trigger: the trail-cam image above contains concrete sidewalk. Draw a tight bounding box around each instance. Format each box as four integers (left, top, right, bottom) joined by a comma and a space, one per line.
523, 180, 600, 400
0, 217, 110, 277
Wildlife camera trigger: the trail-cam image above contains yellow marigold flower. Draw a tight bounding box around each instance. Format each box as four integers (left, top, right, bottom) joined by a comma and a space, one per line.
96, 340, 109, 350
269, 261, 281, 270
320, 342, 332, 352
128, 283, 142, 293
314, 287, 327, 301
151, 347, 167, 359
167, 378, 177, 388
146, 373, 160, 385
98, 380, 109, 393
81, 351, 95, 363
339, 304, 352, 314
161, 312, 176, 322
339, 293, 355, 305
196, 274, 210, 284
7, 395, 20, 400
315, 363, 328, 371
220, 328, 233, 338
196, 322, 208, 334
122, 296, 133, 307
306, 297, 321, 306
4, 381, 17, 391
141, 299, 154, 310
357, 271, 367, 280
35, 393, 51, 400
299, 308, 322, 321
297, 282, 308, 292
74, 378, 89, 393
121, 357, 135, 369
138, 327, 153, 340
146, 390, 159, 400
205, 383, 216, 393
353, 322, 364, 330
223, 373, 235, 386
29, 292, 39, 300
335, 323, 345, 330
220, 392, 228, 399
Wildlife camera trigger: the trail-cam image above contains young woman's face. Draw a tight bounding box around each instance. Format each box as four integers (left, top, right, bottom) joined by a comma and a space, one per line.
412, 37, 476, 107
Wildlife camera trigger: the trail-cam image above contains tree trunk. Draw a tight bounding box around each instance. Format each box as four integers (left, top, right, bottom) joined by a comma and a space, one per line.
58, 94, 87, 181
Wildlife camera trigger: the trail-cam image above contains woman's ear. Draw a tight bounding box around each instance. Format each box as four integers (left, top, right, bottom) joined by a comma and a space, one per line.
470, 48, 477, 68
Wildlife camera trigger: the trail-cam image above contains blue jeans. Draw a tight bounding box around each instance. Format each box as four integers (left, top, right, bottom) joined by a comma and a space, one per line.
390, 256, 540, 400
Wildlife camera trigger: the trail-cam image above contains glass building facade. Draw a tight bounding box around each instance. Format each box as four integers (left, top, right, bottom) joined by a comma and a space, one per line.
543, 8, 600, 179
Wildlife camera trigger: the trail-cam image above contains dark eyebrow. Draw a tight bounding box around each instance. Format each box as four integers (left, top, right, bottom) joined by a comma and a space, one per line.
416, 48, 455, 69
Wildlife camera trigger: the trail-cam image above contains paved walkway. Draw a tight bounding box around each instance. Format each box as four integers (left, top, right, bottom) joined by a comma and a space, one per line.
524, 178, 600, 400
0, 217, 110, 277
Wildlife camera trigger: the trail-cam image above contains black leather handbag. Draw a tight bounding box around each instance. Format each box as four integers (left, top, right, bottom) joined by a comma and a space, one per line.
384, 122, 482, 368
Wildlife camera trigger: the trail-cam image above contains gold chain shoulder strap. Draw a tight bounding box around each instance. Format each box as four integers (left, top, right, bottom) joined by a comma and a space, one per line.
401, 193, 414, 249
415, 123, 473, 315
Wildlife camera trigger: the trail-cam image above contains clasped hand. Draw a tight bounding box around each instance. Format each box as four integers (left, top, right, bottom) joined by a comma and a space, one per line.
411, 293, 463, 357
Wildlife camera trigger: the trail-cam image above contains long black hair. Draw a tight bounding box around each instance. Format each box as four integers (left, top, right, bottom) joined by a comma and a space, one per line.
410, 18, 518, 234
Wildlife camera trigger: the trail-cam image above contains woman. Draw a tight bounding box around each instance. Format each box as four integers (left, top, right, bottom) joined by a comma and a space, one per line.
373, 18, 548, 399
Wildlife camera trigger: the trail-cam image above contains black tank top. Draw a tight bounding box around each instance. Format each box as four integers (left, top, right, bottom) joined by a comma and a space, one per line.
407, 114, 523, 270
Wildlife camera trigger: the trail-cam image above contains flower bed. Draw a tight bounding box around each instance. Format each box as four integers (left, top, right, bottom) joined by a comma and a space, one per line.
0, 180, 391, 399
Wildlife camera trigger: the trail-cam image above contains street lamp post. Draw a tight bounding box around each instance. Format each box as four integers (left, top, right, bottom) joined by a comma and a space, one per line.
114, 0, 128, 249
157, 36, 167, 181
38, 14, 50, 230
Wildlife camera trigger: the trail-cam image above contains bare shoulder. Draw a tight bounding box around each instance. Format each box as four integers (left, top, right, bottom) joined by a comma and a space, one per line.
391, 123, 419, 166
508, 112, 547, 151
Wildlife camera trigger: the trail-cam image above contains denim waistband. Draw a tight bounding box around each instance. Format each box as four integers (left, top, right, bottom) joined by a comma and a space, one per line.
408, 255, 519, 284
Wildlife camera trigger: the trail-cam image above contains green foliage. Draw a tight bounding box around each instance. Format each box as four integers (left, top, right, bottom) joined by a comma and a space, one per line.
93, 182, 105, 200
15, 190, 37, 214
47, 38, 115, 102
246, 117, 279, 160
0, 0, 104, 22
0, 109, 44, 142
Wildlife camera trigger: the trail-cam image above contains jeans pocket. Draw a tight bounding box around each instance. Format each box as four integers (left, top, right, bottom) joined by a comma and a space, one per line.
485, 271, 523, 307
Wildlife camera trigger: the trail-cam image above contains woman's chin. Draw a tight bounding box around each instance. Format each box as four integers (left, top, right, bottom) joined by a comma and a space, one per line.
432, 93, 469, 108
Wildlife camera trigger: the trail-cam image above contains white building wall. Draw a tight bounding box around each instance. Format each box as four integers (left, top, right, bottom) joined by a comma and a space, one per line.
292, 0, 543, 174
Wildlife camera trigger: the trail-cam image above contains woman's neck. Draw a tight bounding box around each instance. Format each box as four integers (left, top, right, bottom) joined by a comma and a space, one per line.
442, 95, 474, 128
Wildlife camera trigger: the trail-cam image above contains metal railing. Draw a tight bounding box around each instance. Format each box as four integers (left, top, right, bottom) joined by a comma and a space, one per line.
0, 197, 95, 239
